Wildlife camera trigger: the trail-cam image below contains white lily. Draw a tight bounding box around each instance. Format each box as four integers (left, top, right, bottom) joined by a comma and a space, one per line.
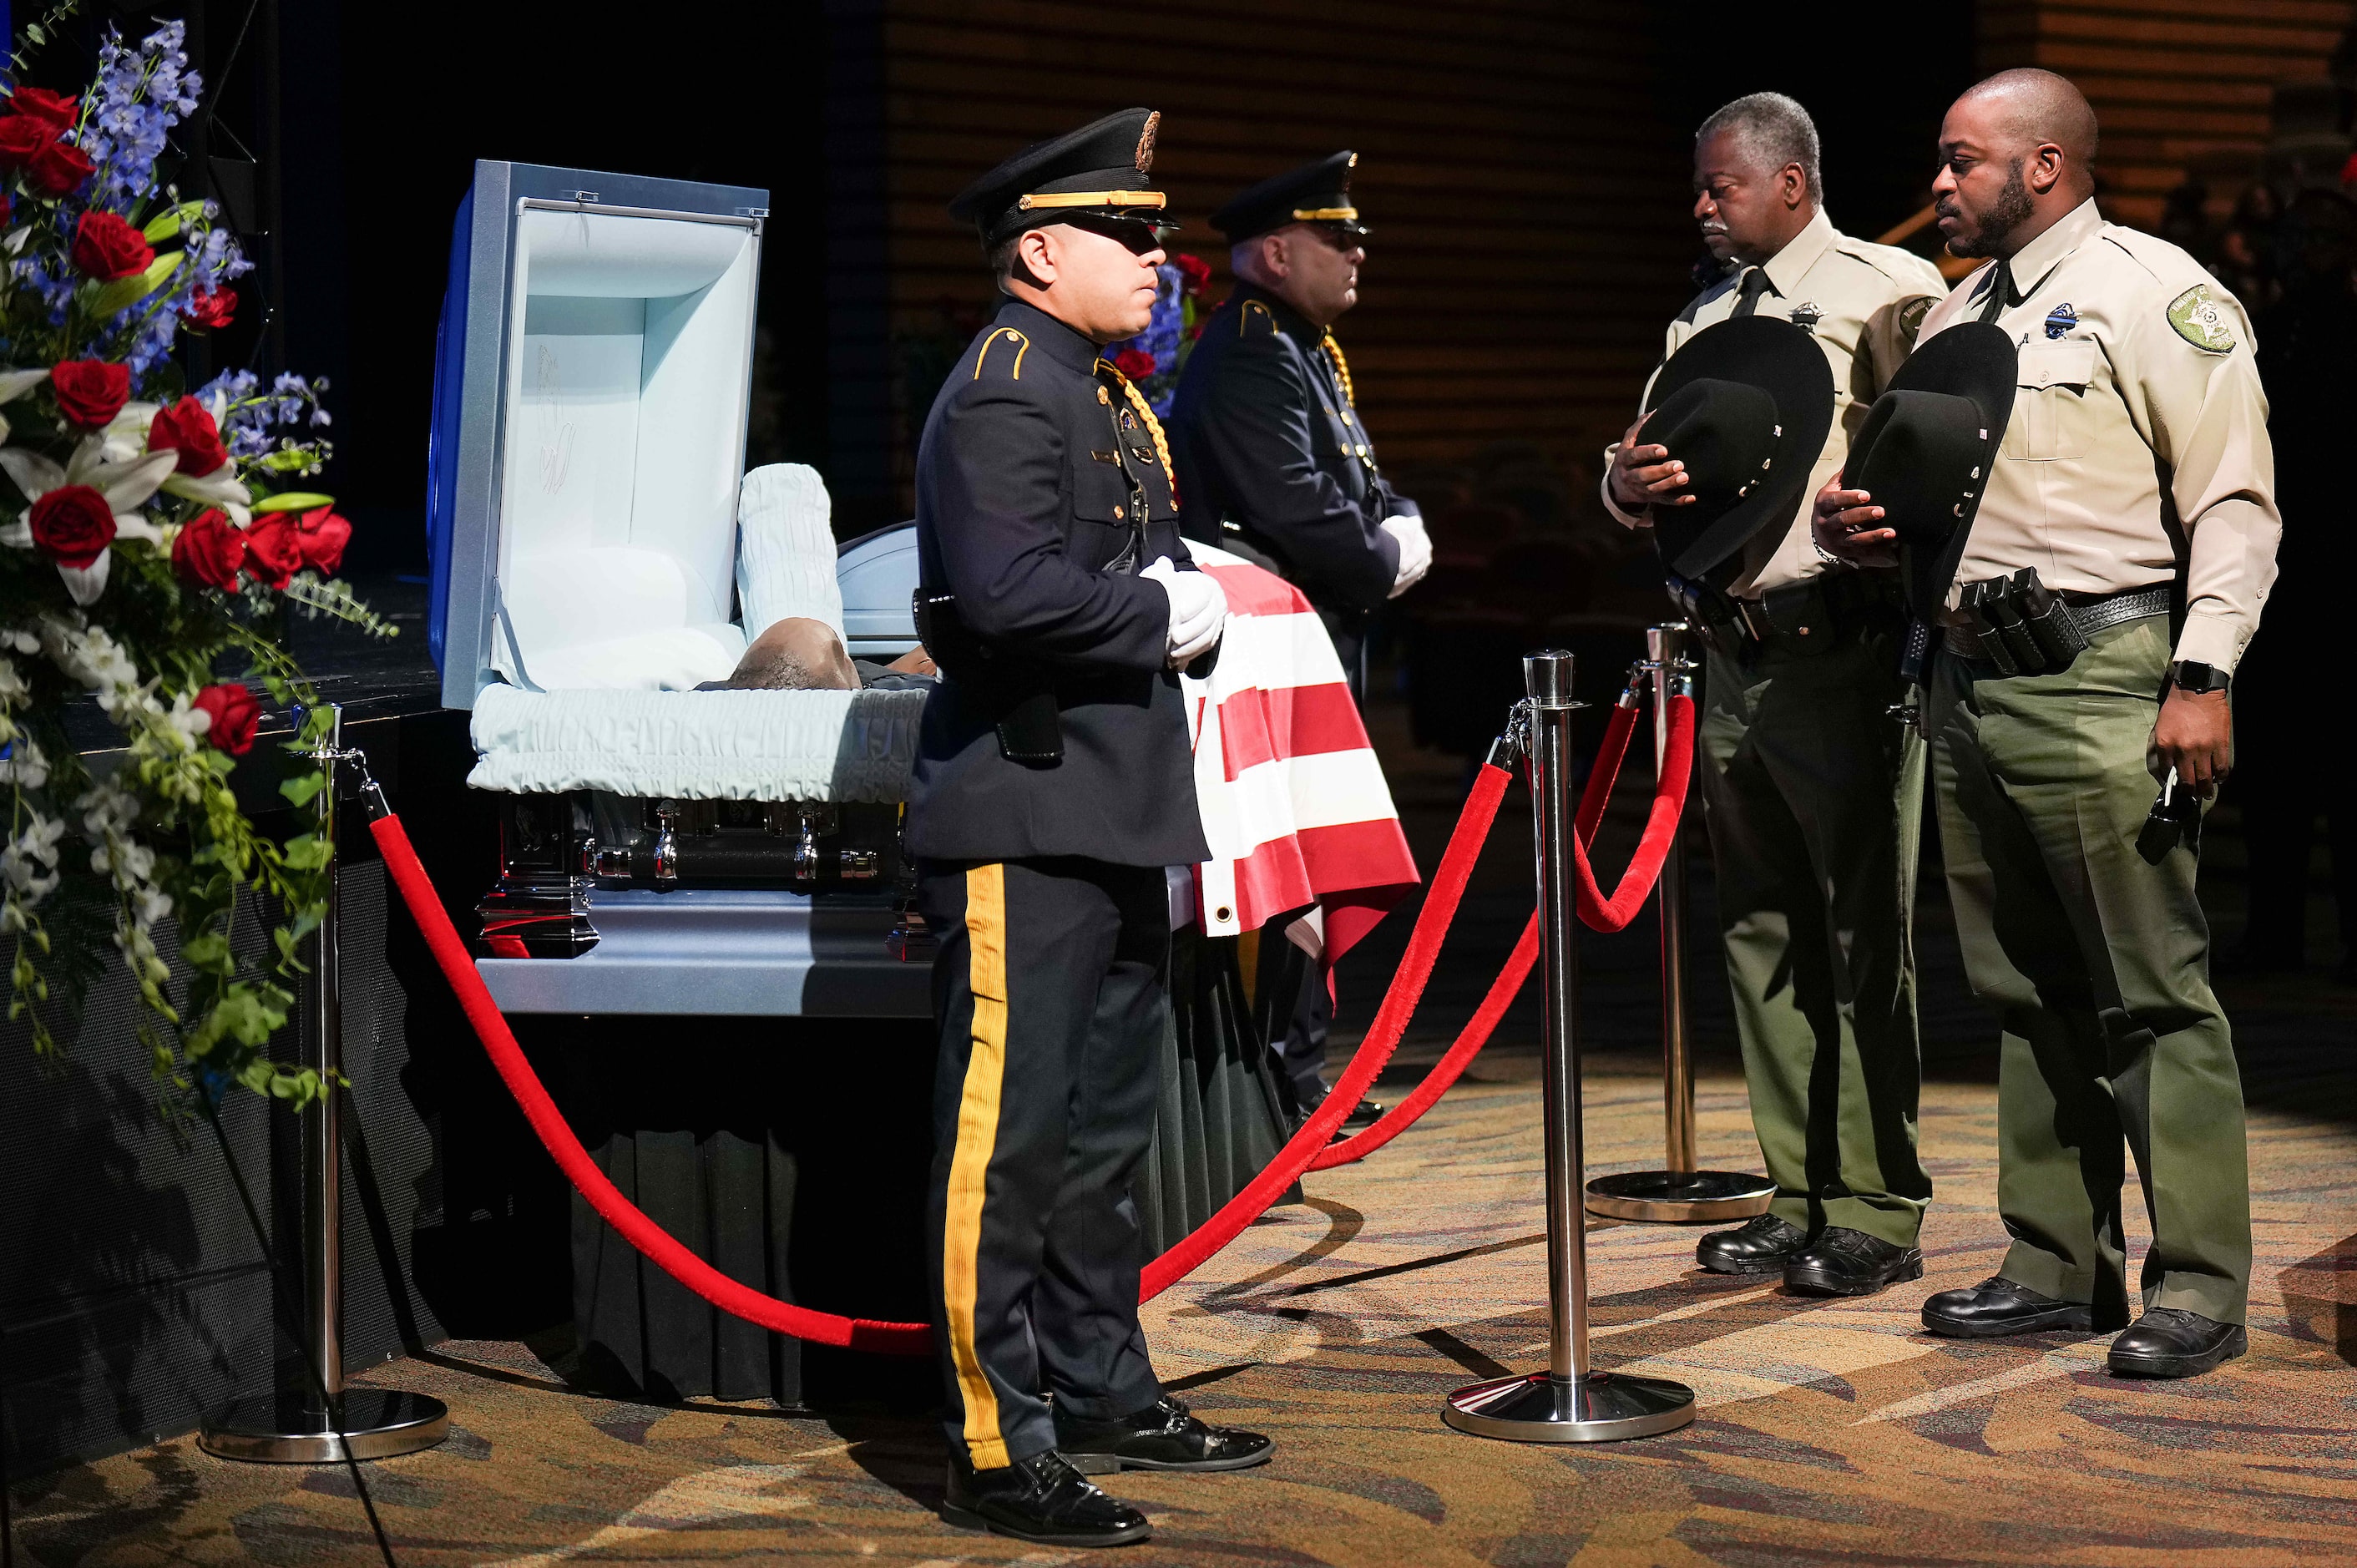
101, 402, 162, 463
0, 438, 180, 604
0, 368, 50, 405
160, 464, 252, 524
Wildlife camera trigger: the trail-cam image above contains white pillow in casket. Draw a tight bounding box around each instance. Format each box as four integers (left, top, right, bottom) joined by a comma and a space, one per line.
498, 545, 745, 691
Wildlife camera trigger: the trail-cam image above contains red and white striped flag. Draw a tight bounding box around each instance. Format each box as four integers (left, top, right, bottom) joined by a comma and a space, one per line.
1183, 544, 1419, 967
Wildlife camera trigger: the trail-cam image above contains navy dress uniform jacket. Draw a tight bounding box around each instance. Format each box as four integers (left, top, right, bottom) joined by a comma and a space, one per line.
1169, 284, 1413, 627
908, 298, 1213, 869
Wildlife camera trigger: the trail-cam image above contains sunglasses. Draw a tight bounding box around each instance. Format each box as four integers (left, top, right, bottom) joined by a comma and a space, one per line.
1066, 214, 1177, 255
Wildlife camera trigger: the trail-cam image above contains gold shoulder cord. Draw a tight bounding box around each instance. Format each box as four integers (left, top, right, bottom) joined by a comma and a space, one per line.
1095, 359, 1180, 508
1321, 331, 1356, 406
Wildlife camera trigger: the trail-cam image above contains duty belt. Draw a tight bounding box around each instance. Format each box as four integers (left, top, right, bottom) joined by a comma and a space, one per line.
1943, 584, 2170, 663
1667, 568, 1900, 660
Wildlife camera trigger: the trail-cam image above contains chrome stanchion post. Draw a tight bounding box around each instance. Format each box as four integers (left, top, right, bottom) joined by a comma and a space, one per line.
1444, 652, 1695, 1443
1586, 624, 1777, 1225
203, 707, 449, 1464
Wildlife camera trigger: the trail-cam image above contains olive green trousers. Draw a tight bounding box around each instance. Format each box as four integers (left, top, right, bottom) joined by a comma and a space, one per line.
1701, 625, 1930, 1247
1928, 615, 2250, 1327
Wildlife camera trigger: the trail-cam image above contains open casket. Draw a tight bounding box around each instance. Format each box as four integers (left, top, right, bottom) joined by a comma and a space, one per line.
427, 161, 928, 1016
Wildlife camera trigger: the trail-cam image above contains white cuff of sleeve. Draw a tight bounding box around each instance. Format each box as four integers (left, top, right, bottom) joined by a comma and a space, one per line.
1599, 468, 1648, 529
2171, 610, 2248, 675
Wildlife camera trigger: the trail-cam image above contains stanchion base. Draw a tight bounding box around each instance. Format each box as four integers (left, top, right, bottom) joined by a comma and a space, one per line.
1585, 1170, 1777, 1224
200, 1388, 449, 1464
1444, 1370, 1695, 1443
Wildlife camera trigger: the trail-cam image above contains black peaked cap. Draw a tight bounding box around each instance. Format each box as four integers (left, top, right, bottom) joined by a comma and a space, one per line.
1641, 316, 1836, 585
948, 107, 1171, 248
1212, 151, 1366, 242
1843, 322, 2017, 615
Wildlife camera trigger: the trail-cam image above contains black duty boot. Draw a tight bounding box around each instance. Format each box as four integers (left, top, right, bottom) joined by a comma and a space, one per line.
1338, 1098, 1386, 1134
941, 1449, 1150, 1547
1922, 1275, 2095, 1338
1782, 1227, 1924, 1297
1695, 1213, 1808, 1276
2106, 1308, 2248, 1378
1055, 1395, 1274, 1475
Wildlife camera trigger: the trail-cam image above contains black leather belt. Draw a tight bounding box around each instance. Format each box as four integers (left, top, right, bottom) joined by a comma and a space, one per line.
1670, 569, 1902, 660
1943, 584, 2170, 661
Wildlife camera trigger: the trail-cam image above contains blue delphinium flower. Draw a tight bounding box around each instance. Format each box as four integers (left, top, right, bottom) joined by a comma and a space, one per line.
76, 22, 204, 208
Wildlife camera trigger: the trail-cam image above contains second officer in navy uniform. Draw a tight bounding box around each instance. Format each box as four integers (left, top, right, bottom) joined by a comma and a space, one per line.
1168, 151, 1431, 1129
912, 108, 1272, 1550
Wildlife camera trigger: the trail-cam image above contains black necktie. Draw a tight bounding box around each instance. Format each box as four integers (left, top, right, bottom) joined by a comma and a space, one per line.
1977, 260, 2016, 324
1730, 266, 1772, 319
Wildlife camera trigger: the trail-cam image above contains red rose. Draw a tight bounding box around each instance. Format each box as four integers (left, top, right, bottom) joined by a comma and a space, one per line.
146, 396, 230, 476
182, 286, 236, 329
171, 508, 246, 590
293, 506, 352, 575
7, 89, 81, 133
1173, 254, 1211, 296
1111, 348, 1157, 382
71, 210, 154, 281
28, 484, 117, 569
50, 359, 129, 428
191, 684, 262, 756
242, 514, 305, 589
0, 114, 54, 170
0, 193, 11, 227
24, 137, 94, 198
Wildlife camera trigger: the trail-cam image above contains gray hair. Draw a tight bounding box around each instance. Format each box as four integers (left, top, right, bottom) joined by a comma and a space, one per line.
1697, 92, 1823, 202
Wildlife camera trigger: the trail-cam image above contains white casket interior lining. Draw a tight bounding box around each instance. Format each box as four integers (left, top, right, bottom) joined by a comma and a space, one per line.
495, 209, 759, 692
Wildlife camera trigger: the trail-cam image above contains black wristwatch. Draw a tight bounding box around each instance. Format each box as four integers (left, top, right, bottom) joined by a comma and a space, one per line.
2167, 660, 2231, 695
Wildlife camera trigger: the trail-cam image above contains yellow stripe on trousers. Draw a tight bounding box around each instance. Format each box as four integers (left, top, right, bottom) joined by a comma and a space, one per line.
943, 862, 1011, 1469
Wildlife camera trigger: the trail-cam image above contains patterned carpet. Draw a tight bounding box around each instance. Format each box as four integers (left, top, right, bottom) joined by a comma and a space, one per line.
17, 1044, 2357, 1566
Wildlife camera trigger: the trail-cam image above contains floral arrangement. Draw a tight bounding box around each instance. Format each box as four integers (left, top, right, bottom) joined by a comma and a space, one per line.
1105, 253, 1212, 416
3, 15, 383, 1114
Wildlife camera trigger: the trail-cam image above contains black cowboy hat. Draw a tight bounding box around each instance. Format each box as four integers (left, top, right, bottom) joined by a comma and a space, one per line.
1641, 315, 1836, 585
1842, 321, 2018, 615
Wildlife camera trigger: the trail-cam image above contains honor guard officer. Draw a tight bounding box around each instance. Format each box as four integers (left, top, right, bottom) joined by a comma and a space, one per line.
1821, 70, 2279, 1378
1605, 94, 1947, 1296
1169, 151, 1430, 1129
913, 108, 1272, 1548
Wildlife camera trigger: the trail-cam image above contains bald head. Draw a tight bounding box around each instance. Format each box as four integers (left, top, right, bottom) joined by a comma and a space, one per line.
1934, 68, 2101, 258
1960, 68, 2099, 170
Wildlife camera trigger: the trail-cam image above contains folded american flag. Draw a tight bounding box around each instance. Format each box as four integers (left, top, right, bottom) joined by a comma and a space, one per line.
1182, 544, 1419, 967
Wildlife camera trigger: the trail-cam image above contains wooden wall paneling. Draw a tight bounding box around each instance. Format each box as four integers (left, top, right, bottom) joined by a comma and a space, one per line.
1980, 0, 2357, 230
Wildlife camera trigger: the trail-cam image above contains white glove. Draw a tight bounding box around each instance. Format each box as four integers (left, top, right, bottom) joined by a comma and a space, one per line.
1380, 513, 1432, 599
1141, 555, 1227, 666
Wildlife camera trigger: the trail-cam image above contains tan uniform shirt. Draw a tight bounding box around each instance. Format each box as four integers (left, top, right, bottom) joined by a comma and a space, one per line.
1918, 199, 2280, 670
1603, 208, 1949, 598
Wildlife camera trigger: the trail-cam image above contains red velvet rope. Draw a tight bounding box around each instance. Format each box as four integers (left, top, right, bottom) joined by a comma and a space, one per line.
365, 696, 1694, 1351
1572, 693, 1694, 933
367, 761, 1514, 1349
1140, 761, 1514, 1295
370, 812, 935, 1355
1310, 695, 1652, 1171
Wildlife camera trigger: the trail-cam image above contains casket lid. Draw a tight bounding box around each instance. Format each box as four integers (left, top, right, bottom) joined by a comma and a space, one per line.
428, 161, 771, 711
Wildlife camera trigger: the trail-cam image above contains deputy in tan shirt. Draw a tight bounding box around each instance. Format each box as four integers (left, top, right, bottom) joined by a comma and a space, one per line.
1602, 94, 1946, 1299
1820, 68, 2279, 1379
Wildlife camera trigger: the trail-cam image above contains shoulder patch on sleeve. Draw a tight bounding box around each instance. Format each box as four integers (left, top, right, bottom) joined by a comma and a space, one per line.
1896, 294, 1933, 348
1239, 298, 1279, 336
2167, 284, 2237, 354
972, 327, 1030, 380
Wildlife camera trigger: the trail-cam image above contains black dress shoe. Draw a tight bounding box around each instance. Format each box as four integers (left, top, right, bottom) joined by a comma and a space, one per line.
1055, 1395, 1274, 1475
2107, 1308, 2248, 1378
1922, 1275, 2095, 1338
942, 1449, 1150, 1546
1782, 1227, 1924, 1297
1695, 1213, 1808, 1275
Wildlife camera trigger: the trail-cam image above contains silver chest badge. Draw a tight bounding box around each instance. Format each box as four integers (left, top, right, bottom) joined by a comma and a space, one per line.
1788, 301, 1823, 334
